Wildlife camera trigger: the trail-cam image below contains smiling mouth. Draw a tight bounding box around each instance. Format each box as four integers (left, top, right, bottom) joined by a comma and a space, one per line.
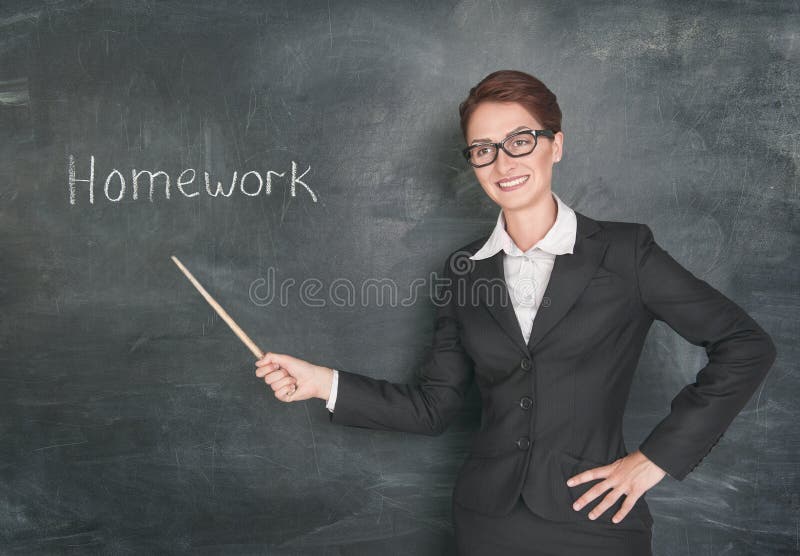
496, 175, 529, 190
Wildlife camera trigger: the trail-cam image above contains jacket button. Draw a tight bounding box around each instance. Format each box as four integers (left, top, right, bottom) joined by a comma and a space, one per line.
519, 396, 533, 410
516, 437, 531, 450
520, 357, 532, 371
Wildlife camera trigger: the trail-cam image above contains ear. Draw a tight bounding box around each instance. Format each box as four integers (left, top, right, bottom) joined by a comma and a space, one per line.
553, 131, 564, 162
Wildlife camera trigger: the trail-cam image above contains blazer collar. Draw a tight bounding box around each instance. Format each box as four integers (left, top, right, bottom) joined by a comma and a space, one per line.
469, 211, 608, 355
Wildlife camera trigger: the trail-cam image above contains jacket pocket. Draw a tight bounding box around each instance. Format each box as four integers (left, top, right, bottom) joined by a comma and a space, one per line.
588, 274, 613, 285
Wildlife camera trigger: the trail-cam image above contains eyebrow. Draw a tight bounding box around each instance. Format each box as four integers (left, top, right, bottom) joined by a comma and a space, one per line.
470, 126, 531, 145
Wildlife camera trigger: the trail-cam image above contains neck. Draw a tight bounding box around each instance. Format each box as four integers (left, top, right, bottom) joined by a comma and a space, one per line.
503, 191, 558, 252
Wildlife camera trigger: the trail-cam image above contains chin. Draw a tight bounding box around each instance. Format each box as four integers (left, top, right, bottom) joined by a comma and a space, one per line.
500, 197, 539, 212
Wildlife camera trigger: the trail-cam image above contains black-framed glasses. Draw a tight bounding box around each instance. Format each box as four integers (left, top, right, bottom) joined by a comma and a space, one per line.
462, 129, 555, 168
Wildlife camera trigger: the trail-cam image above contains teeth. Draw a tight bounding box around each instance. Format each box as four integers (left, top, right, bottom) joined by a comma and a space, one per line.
498, 175, 528, 188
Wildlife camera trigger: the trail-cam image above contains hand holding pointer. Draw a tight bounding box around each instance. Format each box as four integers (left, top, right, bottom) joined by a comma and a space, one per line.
255, 353, 335, 403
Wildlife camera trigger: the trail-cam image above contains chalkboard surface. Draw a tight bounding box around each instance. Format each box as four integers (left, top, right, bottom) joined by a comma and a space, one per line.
1, 1, 796, 554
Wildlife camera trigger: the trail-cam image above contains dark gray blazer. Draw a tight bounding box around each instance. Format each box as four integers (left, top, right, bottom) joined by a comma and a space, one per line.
328, 211, 776, 525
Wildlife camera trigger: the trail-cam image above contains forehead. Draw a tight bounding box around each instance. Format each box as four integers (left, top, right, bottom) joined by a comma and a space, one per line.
466, 102, 541, 143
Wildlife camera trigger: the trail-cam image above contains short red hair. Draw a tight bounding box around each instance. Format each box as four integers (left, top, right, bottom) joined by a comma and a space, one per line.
459, 70, 563, 141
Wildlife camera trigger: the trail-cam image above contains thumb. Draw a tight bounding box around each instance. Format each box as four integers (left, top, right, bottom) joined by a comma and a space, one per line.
257, 351, 288, 366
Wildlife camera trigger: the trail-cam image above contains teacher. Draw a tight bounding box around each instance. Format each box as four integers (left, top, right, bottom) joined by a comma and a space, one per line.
254, 69, 777, 555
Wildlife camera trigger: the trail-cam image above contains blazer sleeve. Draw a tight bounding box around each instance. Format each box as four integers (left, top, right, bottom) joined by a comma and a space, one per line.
635, 224, 777, 480
328, 252, 476, 436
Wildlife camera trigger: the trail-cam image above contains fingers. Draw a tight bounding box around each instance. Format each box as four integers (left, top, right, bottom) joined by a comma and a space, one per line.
264, 369, 290, 385
254, 352, 298, 401
566, 454, 653, 524
586, 487, 625, 520
269, 375, 297, 394
256, 351, 294, 367
255, 362, 281, 378
256, 351, 282, 367
276, 383, 297, 402
566, 463, 610, 487
256, 366, 293, 388
611, 492, 638, 524
572, 481, 612, 512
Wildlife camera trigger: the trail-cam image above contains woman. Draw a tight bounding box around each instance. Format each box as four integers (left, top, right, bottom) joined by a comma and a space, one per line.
254, 70, 776, 555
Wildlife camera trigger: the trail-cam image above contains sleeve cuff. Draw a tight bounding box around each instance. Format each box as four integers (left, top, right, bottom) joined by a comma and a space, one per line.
326, 369, 339, 412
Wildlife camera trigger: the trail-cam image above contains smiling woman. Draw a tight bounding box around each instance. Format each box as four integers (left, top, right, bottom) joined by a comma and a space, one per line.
459, 75, 565, 254
252, 69, 776, 556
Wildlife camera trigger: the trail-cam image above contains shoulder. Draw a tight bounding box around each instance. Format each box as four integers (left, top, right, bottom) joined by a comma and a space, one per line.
576, 211, 650, 246
441, 212, 656, 261
575, 212, 661, 273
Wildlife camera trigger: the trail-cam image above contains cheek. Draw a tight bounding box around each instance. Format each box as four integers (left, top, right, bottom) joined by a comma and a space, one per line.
474, 169, 495, 192
534, 150, 555, 169
536, 162, 554, 181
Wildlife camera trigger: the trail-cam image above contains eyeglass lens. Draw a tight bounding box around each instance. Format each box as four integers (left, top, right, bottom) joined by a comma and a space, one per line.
470, 132, 536, 167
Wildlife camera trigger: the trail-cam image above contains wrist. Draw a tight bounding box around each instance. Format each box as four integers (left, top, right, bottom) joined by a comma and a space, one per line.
317, 366, 334, 401
636, 449, 667, 476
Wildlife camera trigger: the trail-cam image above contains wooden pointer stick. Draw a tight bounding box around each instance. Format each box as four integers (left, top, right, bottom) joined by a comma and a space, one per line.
171, 256, 296, 395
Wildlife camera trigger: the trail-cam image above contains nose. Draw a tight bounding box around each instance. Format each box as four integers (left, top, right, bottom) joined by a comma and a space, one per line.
494, 148, 516, 175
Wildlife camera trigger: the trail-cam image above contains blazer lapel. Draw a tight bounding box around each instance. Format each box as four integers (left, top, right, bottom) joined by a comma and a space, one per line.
527, 211, 608, 350
470, 210, 608, 355
471, 250, 530, 356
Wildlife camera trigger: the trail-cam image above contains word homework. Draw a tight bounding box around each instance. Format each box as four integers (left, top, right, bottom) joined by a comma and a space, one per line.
68, 155, 318, 205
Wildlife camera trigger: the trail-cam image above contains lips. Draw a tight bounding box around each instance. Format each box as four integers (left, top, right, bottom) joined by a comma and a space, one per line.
496, 175, 529, 191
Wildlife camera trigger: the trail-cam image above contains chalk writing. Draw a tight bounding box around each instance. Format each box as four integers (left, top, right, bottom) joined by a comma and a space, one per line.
68, 155, 318, 204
